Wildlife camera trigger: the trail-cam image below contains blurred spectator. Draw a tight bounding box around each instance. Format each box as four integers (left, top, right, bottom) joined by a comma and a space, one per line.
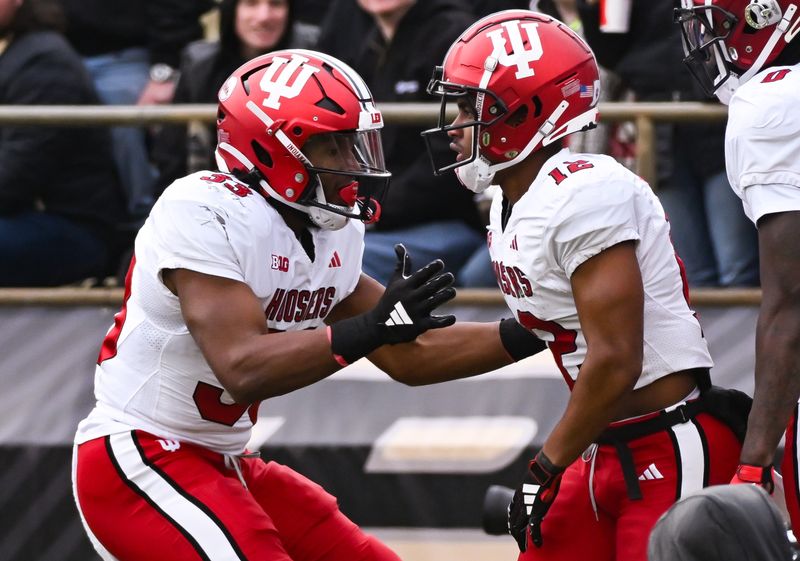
59, 0, 213, 219
317, 0, 484, 286
648, 485, 795, 561
534, 0, 617, 154
153, 0, 310, 192
292, 0, 329, 45
471, 0, 530, 17
575, 0, 759, 287
314, 0, 372, 61
0, 0, 127, 286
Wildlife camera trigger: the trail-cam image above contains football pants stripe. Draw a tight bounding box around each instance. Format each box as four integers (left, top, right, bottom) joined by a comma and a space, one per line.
667, 416, 709, 499
72, 445, 120, 561
790, 404, 800, 513
107, 432, 248, 561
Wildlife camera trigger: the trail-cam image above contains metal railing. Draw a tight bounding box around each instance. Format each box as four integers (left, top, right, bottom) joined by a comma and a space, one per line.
0, 101, 728, 188
0, 101, 747, 306
0, 286, 761, 307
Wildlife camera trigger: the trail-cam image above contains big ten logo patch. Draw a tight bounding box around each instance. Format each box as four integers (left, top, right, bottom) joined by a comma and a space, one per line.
271, 254, 289, 272
259, 54, 320, 110
485, 20, 544, 79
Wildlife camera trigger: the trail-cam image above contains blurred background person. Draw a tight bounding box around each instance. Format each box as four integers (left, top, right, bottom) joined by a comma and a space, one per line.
59, 0, 213, 219
153, 0, 310, 193
0, 0, 127, 287
317, 0, 484, 286
291, 0, 328, 46
573, 0, 759, 287
471, 0, 529, 16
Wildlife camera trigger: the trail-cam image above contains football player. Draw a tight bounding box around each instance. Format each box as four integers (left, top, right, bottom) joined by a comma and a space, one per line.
675, 0, 800, 537
422, 11, 741, 561
71, 49, 544, 561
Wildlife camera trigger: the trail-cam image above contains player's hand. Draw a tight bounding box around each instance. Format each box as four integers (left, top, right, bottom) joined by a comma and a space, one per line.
329, 244, 455, 364
375, 244, 456, 344
508, 450, 565, 551
731, 463, 776, 494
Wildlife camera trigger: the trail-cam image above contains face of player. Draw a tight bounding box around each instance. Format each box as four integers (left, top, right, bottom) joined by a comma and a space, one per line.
447, 96, 476, 164
302, 133, 361, 207
236, 0, 289, 60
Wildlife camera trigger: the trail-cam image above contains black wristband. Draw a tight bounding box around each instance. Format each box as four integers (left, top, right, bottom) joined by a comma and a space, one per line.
499, 318, 547, 362
533, 449, 565, 477
329, 313, 384, 365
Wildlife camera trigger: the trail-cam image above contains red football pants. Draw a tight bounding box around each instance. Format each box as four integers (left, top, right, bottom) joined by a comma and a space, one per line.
73, 430, 401, 561
781, 404, 800, 536
518, 412, 740, 561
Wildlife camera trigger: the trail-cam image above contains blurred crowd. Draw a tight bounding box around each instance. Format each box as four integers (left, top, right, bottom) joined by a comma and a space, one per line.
0, 0, 759, 289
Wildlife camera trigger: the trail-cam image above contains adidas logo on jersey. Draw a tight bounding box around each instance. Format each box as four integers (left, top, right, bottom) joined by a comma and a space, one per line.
638, 463, 664, 481
328, 251, 342, 268
385, 302, 413, 327
510, 236, 518, 250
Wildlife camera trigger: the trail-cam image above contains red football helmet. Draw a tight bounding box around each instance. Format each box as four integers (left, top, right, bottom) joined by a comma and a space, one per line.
421, 10, 600, 193
675, 0, 800, 103
215, 49, 390, 230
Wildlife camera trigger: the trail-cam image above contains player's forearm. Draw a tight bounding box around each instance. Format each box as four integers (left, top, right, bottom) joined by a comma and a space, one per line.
542, 353, 640, 466
209, 328, 342, 403
741, 303, 800, 465
368, 322, 515, 385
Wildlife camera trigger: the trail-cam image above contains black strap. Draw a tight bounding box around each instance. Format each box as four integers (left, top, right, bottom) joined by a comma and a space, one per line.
597, 400, 704, 445
613, 441, 643, 501
596, 399, 705, 502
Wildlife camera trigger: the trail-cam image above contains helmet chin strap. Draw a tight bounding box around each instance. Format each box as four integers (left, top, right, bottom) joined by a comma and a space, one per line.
216, 140, 355, 231
454, 155, 496, 194
259, 177, 350, 231
307, 181, 349, 230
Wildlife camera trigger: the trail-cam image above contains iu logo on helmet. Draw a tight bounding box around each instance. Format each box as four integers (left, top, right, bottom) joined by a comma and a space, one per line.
259, 54, 320, 110
486, 21, 544, 79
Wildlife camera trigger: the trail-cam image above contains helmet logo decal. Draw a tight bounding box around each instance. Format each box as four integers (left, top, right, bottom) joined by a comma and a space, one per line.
259, 54, 320, 110
485, 21, 544, 79
218, 75, 237, 102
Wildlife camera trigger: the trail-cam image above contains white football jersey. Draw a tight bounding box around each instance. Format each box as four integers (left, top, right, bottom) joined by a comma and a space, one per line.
488, 148, 712, 390
726, 63, 800, 223
75, 171, 364, 454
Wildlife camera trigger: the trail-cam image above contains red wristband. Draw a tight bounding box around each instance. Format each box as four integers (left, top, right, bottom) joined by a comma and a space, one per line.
326, 326, 350, 367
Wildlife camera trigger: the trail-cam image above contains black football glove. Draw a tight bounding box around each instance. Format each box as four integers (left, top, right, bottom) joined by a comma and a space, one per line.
508, 450, 565, 551
329, 244, 456, 364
